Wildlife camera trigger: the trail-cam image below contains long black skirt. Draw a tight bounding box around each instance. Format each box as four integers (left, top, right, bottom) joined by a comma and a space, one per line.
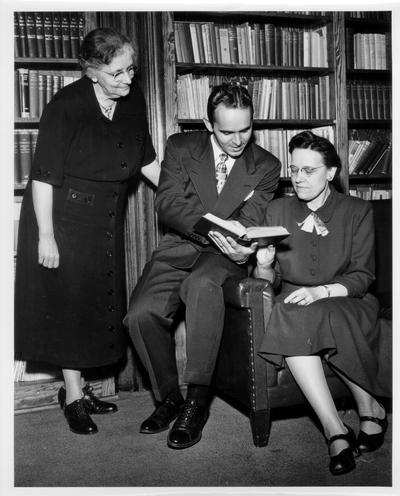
14, 176, 129, 369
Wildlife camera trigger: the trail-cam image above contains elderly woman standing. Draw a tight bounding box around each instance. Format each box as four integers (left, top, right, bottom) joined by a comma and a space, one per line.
15, 27, 159, 435
254, 131, 390, 475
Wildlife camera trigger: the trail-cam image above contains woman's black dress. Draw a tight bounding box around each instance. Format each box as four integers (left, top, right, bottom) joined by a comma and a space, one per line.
258, 188, 390, 397
14, 76, 156, 368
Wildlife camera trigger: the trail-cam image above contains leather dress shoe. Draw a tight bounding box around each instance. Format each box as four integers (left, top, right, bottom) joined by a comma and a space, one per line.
63, 398, 98, 435
327, 424, 359, 476
167, 399, 209, 449
58, 385, 117, 415
140, 390, 184, 434
357, 409, 388, 453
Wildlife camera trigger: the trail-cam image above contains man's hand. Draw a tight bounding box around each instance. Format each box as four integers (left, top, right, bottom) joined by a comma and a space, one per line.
208, 230, 257, 263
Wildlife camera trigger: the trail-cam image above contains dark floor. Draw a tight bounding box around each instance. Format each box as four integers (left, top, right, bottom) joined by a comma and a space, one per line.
12, 389, 393, 493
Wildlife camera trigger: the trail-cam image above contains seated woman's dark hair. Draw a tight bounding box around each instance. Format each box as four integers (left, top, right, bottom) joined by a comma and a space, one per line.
79, 27, 134, 70
207, 83, 253, 124
289, 130, 343, 192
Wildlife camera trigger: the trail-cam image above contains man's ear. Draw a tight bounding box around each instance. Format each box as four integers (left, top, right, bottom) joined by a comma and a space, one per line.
203, 118, 213, 133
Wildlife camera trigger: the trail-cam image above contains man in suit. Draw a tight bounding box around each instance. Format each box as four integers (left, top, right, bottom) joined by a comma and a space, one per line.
124, 83, 281, 449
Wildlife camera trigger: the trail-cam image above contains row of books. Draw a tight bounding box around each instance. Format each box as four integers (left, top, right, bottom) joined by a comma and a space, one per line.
346, 12, 391, 21
15, 68, 81, 119
253, 126, 334, 175
14, 129, 38, 186
349, 186, 391, 200
177, 74, 331, 120
348, 129, 392, 175
347, 30, 391, 70
347, 82, 391, 120
174, 21, 328, 67
14, 11, 85, 59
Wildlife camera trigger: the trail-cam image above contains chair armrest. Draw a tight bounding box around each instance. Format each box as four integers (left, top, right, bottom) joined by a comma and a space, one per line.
223, 277, 273, 309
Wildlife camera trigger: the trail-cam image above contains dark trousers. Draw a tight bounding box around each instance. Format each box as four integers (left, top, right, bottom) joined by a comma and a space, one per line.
124, 251, 246, 401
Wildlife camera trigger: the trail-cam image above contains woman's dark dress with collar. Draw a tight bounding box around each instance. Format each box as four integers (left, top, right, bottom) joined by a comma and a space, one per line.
15, 76, 156, 368
259, 188, 390, 397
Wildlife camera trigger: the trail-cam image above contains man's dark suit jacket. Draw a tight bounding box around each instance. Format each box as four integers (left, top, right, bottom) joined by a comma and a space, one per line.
153, 131, 281, 267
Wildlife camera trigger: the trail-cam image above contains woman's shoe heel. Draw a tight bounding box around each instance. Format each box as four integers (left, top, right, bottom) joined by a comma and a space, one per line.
328, 424, 358, 476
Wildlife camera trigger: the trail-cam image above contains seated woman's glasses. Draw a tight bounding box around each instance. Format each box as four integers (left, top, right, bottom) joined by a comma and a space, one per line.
289, 165, 326, 177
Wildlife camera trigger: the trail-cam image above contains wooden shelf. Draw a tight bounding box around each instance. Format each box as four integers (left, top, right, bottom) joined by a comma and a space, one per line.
174, 11, 332, 25
348, 119, 391, 129
178, 119, 335, 128
15, 117, 40, 126
15, 57, 81, 68
347, 69, 391, 80
349, 174, 391, 182
176, 63, 333, 76
345, 16, 391, 30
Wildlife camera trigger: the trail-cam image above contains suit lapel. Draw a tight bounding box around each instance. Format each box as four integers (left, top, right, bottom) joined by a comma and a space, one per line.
183, 134, 218, 211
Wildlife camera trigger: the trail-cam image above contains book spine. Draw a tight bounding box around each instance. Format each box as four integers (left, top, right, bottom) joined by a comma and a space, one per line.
38, 73, 46, 117
34, 12, 45, 58
43, 12, 54, 58
52, 12, 62, 58
61, 12, 71, 58
78, 13, 85, 46
25, 12, 37, 57
18, 129, 32, 183
14, 12, 21, 57
69, 12, 80, 58
228, 26, 238, 64
17, 12, 28, 58
28, 69, 39, 118
14, 130, 21, 185
18, 68, 30, 118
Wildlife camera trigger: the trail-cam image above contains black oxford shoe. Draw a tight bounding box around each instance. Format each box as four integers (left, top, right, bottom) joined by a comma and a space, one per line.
64, 398, 98, 435
82, 384, 118, 414
167, 399, 209, 449
58, 385, 117, 415
140, 390, 184, 434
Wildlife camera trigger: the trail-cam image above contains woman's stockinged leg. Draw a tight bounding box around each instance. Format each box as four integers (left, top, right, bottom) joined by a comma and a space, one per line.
62, 368, 83, 405
285, 355, 349, 456
328, 364, 386, 435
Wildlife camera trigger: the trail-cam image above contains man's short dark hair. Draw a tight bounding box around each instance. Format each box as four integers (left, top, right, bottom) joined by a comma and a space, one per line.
207, 83, 253, 124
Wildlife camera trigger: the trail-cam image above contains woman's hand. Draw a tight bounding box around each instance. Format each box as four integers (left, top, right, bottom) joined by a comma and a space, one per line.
284, 286, 327, 306
38, 233, 60, 269
256, 245, 276, 268
208, 230, 257, 263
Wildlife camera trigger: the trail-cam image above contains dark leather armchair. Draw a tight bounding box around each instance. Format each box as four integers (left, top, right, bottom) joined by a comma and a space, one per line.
213, 199, 392, 447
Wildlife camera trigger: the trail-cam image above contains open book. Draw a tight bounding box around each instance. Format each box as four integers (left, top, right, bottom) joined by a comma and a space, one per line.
194, 213, 290, 247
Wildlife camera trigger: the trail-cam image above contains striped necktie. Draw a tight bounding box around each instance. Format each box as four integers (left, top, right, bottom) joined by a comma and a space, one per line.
216, 153, 228, 195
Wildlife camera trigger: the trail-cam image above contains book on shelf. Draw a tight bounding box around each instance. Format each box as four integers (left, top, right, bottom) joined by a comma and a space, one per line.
194, 213, 290, 247
14, 129, 38, 187
34, 12, 45, 58
14, 11, 85, 59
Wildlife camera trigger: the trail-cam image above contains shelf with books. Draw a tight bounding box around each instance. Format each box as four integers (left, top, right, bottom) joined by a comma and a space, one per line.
176, 63, 333, 76
344, 11, 392, 197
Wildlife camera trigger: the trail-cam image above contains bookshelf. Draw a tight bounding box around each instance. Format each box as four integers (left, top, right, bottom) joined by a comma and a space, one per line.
345, 11, 392, 200
162, 10, 392, 197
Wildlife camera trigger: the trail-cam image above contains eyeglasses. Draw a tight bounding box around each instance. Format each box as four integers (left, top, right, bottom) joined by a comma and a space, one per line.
289, 165, 326, 177
97, 65, 137, 82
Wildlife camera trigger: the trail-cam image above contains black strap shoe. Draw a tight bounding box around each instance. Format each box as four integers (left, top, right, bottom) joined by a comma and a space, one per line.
58, 385, 117, 415
328, 424, 359, 476
167, 399, 209, 449
140, 390, 184, 434
357, 409, 388, 453
64, 398, 98, 435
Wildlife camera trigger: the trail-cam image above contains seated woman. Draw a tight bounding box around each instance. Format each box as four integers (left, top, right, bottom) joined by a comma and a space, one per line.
253, 131, 390, 475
